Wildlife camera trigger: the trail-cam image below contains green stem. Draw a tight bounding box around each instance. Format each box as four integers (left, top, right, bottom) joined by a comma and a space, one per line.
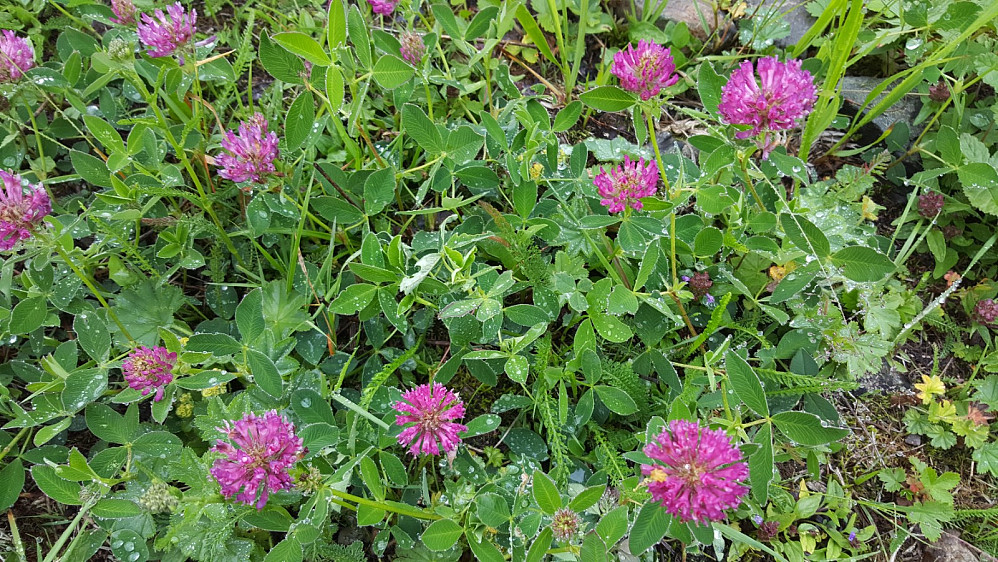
738, 154, 767, 212
51, 241, 134, 342
41, 498, 94, 562
326, 487, 441, 520
0, 427, 29, 465
331, 393, 391, 431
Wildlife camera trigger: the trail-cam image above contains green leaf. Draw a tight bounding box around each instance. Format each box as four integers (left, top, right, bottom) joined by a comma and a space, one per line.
595, 385, 638, 416
259, 33, 305, 83
92, 498, 142, 519
347, 5, 371, 68
401, 104, 443, 154
725, 351, 769, 417
581, 532, 608, 562
505, 355, 529, 384
359, 456, 385, 501
10, 297, 47, 334
771, 411, 848, 446
83, 115, 124, 153
421, 519, 463, 551
34, 417, 72, 446
749, 423, 773, 504
698, 62, 723, 115
959, 163, 998, 216
285, 91, 315, 150
75, 308, 110, 361
513, 180, 537, 219
325, 64, 344, 114
973, 442, 998, 477
272, 31, 331, 66
243, 507, 294, 531
596, 505, 628, 547
830, 246, 895, 282
466, 6, 499, 40
629, 501, 670, 554
0, 460, 24, 512
466, 531, 505, 562
693, 226, 723, 257
532, 469, 562, 514
526, 527, 553, 562
329, 283, 380, 315
553, 100, 583, 132
590, 311, 633, 343
569, 485, 606, 512
327, 0, 347, 48
86, 403, 134, 444
186, 332, 242, 355
62, 369, 107, 412
462, 414, 501, 438
780, 213, 830, 257
373, 54, 414, 89
71, 150, 112, 187
580, 86, 636, 112
31, 465, 83, 505
476, 493, 511, 528
364, 166, 396, 215
514, 4, 557, 66
247, 349, 283, 398
264, 538, 303, 562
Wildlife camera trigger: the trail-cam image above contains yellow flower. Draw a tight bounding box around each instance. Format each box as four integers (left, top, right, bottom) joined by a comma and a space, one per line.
201, 384, 227, 398
529, 162, 544, 179
914, 374, 945, 405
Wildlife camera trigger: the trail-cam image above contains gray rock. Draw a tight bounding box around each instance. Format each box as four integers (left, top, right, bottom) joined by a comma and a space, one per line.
857, 359, 910, 394
636, 0, 718, 38
922, 531, 998, 562
839, 76, 925, 144
744, 0, 815, 49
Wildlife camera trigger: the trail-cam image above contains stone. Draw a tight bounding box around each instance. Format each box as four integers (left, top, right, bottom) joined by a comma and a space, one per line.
922, 531, 998, 562
636, 0, 719, 38
839, 76, 925, 145
857, 359, 910, 394
744, 0, 815, 49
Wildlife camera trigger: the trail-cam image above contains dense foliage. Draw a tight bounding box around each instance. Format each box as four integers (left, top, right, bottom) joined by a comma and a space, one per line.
2, 0, 998, 560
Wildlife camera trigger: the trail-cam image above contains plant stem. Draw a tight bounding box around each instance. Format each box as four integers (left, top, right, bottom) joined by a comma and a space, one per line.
51, 241, 134, 342
0, 427, 29, 465
325, 487, 441, 520
41, 498, 94, 562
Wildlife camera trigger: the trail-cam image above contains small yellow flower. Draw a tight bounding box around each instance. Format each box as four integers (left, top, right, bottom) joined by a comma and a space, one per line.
175, 393, 194, 418
178, 337, 189, 346
529, 162, 544, 179
648, 468, 668, 483
201, 384, 227, 398
914, 374, 946, 405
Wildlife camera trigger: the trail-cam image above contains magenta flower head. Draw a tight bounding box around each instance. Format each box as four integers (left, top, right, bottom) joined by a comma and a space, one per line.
0, 31, 35, 83
216, 113, 280, 185
641, 419, 749, 524
122, 345, 177, 401
719, 57, 816, 158
394, 383, 468, 456
110, 0, 137, 25
611, 40, 679, 101
137, 2, 197, 58
400, 32, 425, 66
210, 411, 305, 510
593, 155, 658, 214
0, 170, 50, 251
367, 0, 398, 15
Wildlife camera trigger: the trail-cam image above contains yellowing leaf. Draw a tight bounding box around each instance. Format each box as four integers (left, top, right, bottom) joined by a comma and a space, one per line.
915, 374, 946, 405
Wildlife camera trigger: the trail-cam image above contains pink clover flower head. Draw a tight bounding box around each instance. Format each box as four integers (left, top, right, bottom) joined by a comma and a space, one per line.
0, 30, 35, 83
122, 345, 177, 401
719, 57, 816, 156
216, 113, 280, 184
0, 170, 50, 251
611, 40, 679, 101
210, 411, 305, 510
137, 2, 197, 58
367, 0, 398, 15
394, 382, 468, 456
641, 419, 749, 524
592, 155, 658, 214
400, 32, 425, 65
110, 0, 137, 25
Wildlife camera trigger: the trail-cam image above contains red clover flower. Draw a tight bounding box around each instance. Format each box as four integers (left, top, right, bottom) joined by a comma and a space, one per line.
974, 299, 998, 326
0, 170, 51, 251
394, 383, 468, 456
367, 0, 398, 16
110, 0, 137, 25
122, 345, 177, 401
137, 2, 196, 59
917, 191, 944, 218
592, 155, 658, 214
216, 113, 280, 185
719, 57, 816, 158
210, 411, 305, 509
611, 40, 679, 101
0, 31, 35, 83
642, 419, 749, 524
550, 507, 580, 542
400, 32, 425, 65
